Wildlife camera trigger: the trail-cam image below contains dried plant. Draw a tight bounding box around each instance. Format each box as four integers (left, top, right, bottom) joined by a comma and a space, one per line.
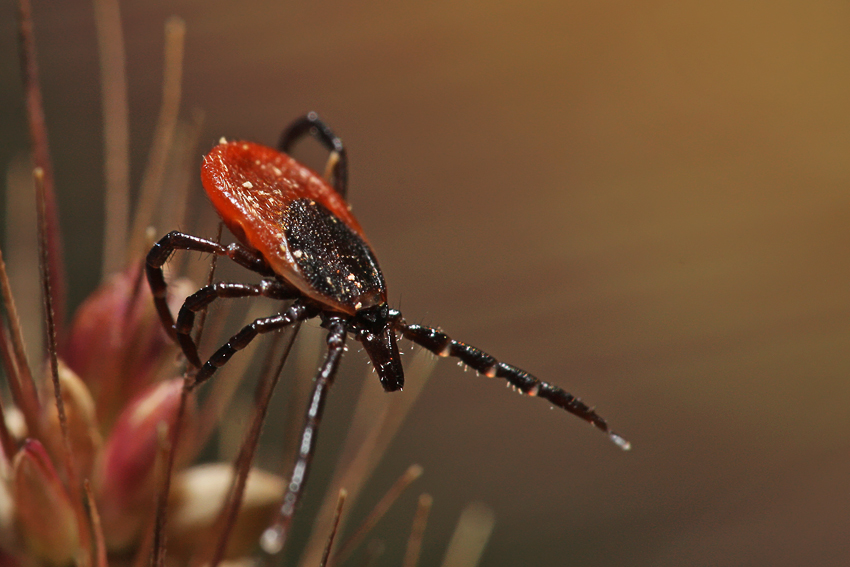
0, 3, 496, 567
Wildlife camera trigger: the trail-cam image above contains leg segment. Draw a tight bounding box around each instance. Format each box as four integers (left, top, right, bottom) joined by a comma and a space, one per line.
190, 301, 318, 389
175, 279, 301, 368
146, 231, 275, 339
264, 318, 348, 553
399, 321, 630, 450
278, 112, 348, 198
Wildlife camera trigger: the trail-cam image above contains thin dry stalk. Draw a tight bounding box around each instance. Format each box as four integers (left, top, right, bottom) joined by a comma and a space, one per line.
84, 480, 109, 567
5, 156, 40, 365
333, 464, 424, 565
128, 16, 185, 260
181, 206, 224, 285
0, 324, 18, 385
356, 541, 385, 567
0, 326, 22, 426
93, 0, 131, 278
150, 382, 190, 567
0, 395, 17, 460
202, 324, 301, 567
157, 110, 206, 233
16, 0, 66, 331
402, 494, 433, 567
35, 167, 93, 562
33, 173, 61, 427
439, 503, 495, 567
319, 489, 347, 567
130, 516, 156, 567
191, 223, 222, 357
0, 247, 40, 439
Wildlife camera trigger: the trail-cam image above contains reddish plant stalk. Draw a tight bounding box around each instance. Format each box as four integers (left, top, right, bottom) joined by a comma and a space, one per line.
16, 0, 66, 332
35, 167, 93, 562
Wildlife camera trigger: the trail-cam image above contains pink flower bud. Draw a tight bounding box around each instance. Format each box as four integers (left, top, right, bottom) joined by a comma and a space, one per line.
12, 439, 79, 565
94, 378, 194, 551
62, 263, 178, 428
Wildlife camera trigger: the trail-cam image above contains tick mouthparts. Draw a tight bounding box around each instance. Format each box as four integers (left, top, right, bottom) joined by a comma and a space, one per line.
361, 328, 404, 392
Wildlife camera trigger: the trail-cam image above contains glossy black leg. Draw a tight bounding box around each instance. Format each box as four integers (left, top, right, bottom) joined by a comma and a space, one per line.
175, 279, 301, 368
398, 319, 630, 450
263, 318, 348, 553
146, 230, 275, 339
190, 301, 318, 389
278, 111, 348, 197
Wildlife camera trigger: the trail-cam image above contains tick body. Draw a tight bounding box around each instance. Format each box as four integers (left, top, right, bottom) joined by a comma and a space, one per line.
146, 112, 628, 552
203, 142, 382, 314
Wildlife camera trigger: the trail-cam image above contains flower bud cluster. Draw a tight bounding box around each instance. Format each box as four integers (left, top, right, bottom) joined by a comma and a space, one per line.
1, 264, 283, 564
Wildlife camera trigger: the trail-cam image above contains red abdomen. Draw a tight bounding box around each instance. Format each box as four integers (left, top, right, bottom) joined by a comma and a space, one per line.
201, 141, 386, 314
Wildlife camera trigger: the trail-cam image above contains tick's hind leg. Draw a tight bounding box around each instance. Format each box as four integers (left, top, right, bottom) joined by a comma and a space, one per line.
190, 301, 318, 388
175, 279, 301, 368
278, 112, 348, 197
398, 321, 630, 450
263, 318, 348, 554
146, 230, 276, 338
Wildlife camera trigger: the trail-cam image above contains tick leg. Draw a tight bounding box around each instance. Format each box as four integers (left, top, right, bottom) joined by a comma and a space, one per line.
146, 230, 276, 338
191, 301, 318, 389
399, 321, 630, 450
175, 279, 301, 368
278, 111, 348, 198
264, 318, 348, 553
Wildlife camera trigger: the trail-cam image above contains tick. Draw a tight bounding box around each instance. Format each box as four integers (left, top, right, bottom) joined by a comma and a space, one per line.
146, 112, 629, 547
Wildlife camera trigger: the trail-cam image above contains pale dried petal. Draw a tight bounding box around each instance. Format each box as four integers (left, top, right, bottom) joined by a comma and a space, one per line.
167, 463, 284, 560
13, 439, 79, 565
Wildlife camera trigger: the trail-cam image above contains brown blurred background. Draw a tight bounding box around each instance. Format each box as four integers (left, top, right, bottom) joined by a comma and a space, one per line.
2, 1, 849, 565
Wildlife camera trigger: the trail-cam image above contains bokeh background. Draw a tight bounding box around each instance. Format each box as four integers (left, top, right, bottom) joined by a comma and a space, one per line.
2, 1, 849, 565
